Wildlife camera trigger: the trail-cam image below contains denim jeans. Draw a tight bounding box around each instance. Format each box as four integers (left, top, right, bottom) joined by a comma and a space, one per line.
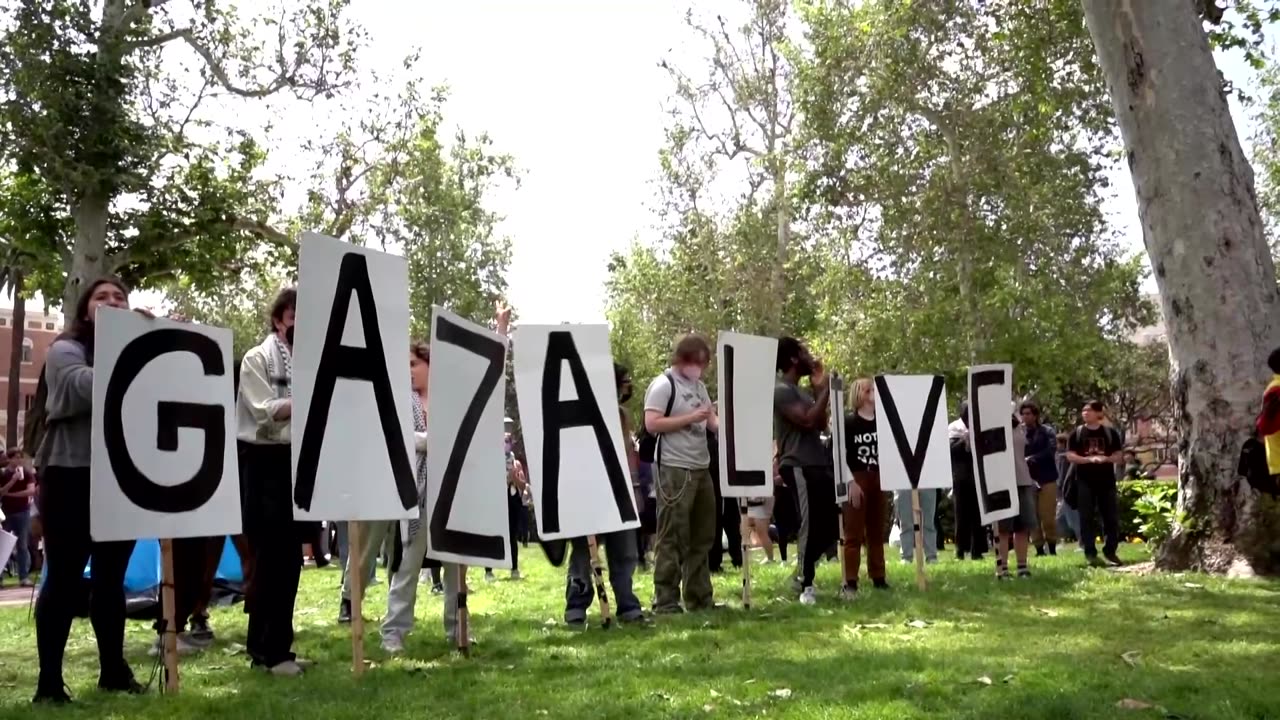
2, 509, 32, 580
895, 490, 938, 561
564, 532, 642, 623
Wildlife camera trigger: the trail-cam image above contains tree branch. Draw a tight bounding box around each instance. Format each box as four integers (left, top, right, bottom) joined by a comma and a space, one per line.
122, 26, 189, 52
109, 216, 294, 272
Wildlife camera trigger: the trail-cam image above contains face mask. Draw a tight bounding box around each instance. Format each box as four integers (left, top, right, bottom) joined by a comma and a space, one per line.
285, 325, 295, 347
680, 365, 703, 381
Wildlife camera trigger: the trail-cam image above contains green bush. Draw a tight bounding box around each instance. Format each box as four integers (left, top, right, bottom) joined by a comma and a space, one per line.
1117, 478, 1178, 544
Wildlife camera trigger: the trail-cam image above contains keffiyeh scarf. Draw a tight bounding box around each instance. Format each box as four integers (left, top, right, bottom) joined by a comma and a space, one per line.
267, 333, 292, 399
403, 392, 430, 545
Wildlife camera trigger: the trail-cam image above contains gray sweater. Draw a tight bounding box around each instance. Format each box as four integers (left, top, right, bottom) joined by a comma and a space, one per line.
37, 338, 95, 469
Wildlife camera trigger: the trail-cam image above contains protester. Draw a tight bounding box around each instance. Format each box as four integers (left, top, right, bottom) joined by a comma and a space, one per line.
773, 336, 840, 605
643, 336, 718, 614
636, 457, 656, 569
996, 415, 1038, 579
1054, 432, 1080, 542
33, 277, 145, 703
1019, 401, 1059, 556
1066, 400, 1124, 567
237, 287, 310, 676
506, 430, 528, 581
708, 426, 744, 574
949, 403, 987, 561
841, 378, 884, 597
564, 364, 646, 627
1, 449, 35, 588
151, 535, 224, 657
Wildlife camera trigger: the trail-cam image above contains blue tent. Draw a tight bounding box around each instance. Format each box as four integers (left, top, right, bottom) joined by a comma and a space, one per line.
78, 536, 243, 591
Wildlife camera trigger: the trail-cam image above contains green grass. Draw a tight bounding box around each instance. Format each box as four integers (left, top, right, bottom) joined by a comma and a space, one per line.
2, 543, 1279, 719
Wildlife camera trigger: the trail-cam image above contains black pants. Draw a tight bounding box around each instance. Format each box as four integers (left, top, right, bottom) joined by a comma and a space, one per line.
242, 443, 305, 667
782, 465, 838, 587
35, 466, 136, 691
1077, 476, 1120, 557
507, 492, 524, 573
708, 491, 743, 571
952, 477, 988, 559
156, 536, 221, 636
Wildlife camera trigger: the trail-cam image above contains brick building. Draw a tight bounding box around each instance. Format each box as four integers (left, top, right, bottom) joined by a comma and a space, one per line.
0, 307, 65, 446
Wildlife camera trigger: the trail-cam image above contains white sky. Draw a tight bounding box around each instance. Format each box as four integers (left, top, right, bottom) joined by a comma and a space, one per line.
3, 2, 1268, 323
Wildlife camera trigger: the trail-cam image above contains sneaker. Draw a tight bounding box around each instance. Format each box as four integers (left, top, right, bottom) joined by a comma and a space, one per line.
485, 569, 496, 582
925, 557, 938, 565
419, 569, 432, 585
431, 584, 444, 595
1086, 555, 1107, 568
338, 599, 352, 624
267, 660, 304, 677
148, 634, 203, 657
996, 563, 1011, 581
565, 620, 587, 632
381, 636, 404, 655
1034, 545, 1046, 557
18, 578, 34, 588
1017, 567, 1032, 579
189, 616, 214, 642
799, 586, 817, 605
510, 569, 523, 581
839, 583, 858, 601
790, 577, 804, 594
1048, 543, 1057, 556
872, 579, 891, 590
619, 612, 653, 626
652, 605, 685, 616
1104, 553, 1123, 567
98, 673, 145, 694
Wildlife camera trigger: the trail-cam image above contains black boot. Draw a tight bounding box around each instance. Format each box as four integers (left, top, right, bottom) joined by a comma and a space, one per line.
337, 598, 352, 624
99, 666, 145, 695
1048, 543, 1057, 556
1035, 544, 1046, 557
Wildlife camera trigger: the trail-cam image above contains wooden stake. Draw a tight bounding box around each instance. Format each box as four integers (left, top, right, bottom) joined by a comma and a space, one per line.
587, 536, 612, 629
349, 522, 365, 676
159, 539, 179, 693
740, 501, 752, 610
456, 565, 470, 656
911, 489, 928, 591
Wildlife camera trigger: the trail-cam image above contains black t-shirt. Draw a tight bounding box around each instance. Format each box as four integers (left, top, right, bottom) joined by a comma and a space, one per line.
1068, 425, 1122, 484
844, 413, 878, 473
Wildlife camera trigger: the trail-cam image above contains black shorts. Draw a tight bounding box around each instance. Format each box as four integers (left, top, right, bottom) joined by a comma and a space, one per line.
997, 485, 1038, 534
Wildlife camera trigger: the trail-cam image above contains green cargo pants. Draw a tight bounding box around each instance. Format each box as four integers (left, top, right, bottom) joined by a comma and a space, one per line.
653, 465, 717, 612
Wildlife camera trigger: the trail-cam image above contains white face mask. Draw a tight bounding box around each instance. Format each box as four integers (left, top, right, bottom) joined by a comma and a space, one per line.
680, 365, 703, 381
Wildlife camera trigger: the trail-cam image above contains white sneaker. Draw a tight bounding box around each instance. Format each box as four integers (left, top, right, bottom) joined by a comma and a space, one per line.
381, 636, 404, 654
838, 585, 858, 602
510, 569, 522, 581
268, 660, 304, 677
799, 586, 817, 605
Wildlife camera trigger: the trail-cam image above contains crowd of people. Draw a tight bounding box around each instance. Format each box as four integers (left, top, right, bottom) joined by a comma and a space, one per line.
5, 276, 1157, 705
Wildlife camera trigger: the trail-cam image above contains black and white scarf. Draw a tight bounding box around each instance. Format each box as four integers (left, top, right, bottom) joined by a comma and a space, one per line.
267, 333, 292, 399
403, 392, 430, 545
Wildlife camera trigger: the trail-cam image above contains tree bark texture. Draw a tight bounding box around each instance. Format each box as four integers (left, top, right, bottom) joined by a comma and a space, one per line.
1083, 0, 1280, 574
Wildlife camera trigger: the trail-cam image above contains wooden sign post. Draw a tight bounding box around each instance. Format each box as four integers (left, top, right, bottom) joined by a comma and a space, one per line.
740, 503, 752, 609
911, 490, 928, 591
456, 565, 470, 656
159, 539, 179, 693
587, 536, 612, 629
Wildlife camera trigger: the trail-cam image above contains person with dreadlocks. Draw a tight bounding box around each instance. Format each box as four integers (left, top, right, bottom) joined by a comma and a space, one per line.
32, 277, 148, 704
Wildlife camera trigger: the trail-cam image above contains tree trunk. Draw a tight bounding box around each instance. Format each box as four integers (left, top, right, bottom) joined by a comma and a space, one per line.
1082, 0, 1280, 575
65, 192, 111, 311
6, 271, 24, 449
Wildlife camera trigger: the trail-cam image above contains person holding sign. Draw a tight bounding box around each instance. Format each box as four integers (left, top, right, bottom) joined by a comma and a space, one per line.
236, 287, 309, 677
773, 337, 840, 606
32, 278, 147, 704
995, 414, 1038, 580
840, 378, 887, 597
642, 335, 718, 614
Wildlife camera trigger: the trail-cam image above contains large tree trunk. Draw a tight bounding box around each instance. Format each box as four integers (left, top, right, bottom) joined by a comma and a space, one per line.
6, 271, 24, 449
65, 192, 111, 310
1082, 0, 1280, 575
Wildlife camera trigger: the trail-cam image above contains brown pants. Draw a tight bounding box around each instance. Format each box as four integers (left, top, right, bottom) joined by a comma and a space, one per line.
1031, 482, 1058, 546
841, 470, 887, 583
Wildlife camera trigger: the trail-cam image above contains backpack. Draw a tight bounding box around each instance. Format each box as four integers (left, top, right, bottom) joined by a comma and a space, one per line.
22, 365, 51, 465
1238, 437, 1280, 497
637, 372, 674, 464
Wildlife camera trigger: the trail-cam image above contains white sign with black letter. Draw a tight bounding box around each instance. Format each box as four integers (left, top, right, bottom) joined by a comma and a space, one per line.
968, 364, 1019, 525
716, 331, 776, 499
90, 308, 241, 542
874, 374, 953, 492
291, 231, 416, 522
829, 375, 852, 504
513, 324, 637, 541
425, 306, 511, 568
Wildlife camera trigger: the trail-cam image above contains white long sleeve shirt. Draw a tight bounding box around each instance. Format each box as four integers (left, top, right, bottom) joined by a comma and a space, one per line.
237, 337, 291, 445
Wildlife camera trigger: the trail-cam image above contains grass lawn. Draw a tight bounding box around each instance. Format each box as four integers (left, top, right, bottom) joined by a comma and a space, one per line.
1, 543, 1278, 719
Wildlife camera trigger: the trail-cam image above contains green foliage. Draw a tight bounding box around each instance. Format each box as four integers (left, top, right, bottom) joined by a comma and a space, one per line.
0, 0, 364, 308
1118, 479, 1180, 545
